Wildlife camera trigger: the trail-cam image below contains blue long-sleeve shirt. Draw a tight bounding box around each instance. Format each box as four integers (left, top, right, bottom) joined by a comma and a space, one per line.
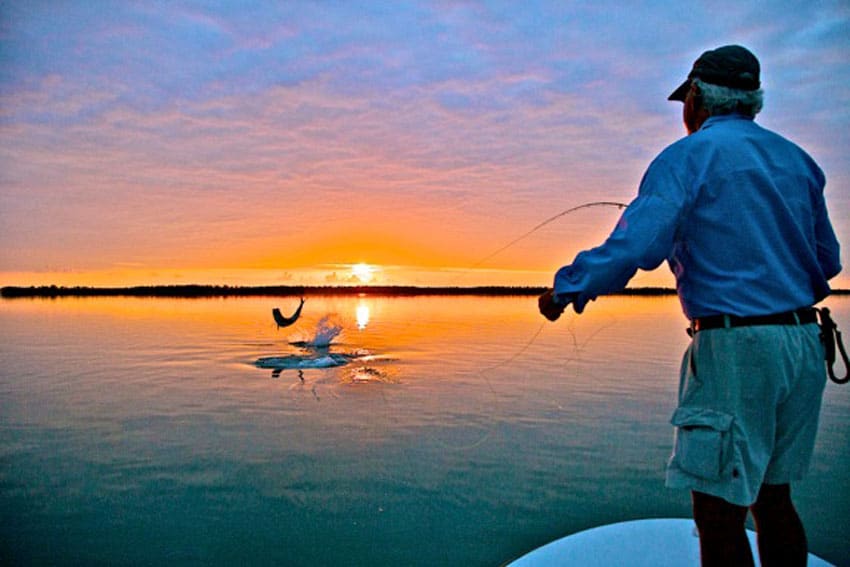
553, 114, 842, 320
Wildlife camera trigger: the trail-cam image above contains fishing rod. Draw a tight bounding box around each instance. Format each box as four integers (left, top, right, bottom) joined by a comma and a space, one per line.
468, 200, 628, 272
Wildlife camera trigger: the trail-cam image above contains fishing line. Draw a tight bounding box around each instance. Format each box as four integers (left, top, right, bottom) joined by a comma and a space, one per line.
467, 201, 627, 273
429, 200, 628, 451
462, 199, 629, 380
463, 199, 627, 359
447, 320, 548, 451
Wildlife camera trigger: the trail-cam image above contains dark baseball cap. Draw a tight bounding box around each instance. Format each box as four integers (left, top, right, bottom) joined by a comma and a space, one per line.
668, 45, 761, 101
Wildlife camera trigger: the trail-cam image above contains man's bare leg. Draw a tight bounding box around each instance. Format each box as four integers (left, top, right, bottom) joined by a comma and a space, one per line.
750, 483, 808, 567
692, 490, 754, 567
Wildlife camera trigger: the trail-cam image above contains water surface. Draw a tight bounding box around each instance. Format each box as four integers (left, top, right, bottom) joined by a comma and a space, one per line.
1, 295, 847, 565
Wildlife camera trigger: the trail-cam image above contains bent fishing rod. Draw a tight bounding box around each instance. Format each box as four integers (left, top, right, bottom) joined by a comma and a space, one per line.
468, 200, 628, 271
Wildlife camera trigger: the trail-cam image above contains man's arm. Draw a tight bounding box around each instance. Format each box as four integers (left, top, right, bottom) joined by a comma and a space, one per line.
545, 154, 692, 317
551, 191, 684, 313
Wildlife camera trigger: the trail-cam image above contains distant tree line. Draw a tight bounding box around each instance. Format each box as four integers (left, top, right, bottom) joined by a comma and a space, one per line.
0, 284, 691, 299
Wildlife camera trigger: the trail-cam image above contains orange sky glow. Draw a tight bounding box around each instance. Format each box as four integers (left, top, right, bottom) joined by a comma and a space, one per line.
1, 3, 848, 290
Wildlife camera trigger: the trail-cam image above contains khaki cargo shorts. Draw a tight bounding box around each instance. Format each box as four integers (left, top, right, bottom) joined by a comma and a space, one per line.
665, 322, 827, 506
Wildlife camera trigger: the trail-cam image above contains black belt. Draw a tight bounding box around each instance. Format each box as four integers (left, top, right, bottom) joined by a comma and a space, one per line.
690, 307, 818, 334
688, 307, 849, 385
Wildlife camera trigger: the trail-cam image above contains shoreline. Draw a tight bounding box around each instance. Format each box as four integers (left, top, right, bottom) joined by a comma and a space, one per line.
2, 284, 847, 299
1, 284, 680, 299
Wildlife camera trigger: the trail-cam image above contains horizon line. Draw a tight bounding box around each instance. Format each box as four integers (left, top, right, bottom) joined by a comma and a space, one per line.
1, 283, 677, 298
3, 284, 847, 299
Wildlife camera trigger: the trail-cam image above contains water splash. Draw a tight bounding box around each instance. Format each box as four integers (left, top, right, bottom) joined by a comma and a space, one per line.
289, 315, 344, 348
310, 315, 343, 347
256, 315, 348, 370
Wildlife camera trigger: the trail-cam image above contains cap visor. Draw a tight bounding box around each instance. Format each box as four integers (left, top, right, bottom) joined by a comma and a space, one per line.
668, 79, 690, 102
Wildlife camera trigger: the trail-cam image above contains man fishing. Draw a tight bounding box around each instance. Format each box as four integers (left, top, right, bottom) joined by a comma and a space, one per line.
538, 45, 841, 566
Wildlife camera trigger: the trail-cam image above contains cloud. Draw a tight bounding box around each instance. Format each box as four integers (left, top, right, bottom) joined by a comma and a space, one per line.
1, 1, 848, 285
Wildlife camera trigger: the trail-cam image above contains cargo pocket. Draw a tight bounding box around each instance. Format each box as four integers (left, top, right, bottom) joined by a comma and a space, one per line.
670, 407, 734, 481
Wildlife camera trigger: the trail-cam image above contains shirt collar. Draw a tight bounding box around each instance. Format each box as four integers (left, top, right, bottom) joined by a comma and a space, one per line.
699, 112, 755, 131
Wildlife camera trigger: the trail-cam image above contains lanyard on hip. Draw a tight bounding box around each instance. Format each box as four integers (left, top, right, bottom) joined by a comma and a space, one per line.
818, 307, 849, 384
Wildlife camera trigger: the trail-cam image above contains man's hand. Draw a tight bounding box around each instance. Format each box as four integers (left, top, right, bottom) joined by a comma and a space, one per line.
538, 289, 567, 322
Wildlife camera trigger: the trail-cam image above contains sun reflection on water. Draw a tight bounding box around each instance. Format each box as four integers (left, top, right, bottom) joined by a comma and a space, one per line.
356, 301, 370, 330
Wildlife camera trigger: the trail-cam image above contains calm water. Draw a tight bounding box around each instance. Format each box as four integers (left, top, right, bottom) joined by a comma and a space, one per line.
1, 295, 848, 566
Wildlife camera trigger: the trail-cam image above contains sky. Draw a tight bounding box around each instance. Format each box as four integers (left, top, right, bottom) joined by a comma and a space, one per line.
1, 1, 849, 289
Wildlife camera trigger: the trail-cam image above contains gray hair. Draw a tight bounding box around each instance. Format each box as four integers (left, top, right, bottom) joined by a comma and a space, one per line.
693, 78, 764, 117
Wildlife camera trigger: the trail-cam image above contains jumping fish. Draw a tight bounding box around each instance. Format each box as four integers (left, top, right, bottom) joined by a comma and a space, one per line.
272, 298, 305, 328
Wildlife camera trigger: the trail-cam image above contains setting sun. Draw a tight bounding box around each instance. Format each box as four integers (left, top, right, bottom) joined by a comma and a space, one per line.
351, 263, 376, 283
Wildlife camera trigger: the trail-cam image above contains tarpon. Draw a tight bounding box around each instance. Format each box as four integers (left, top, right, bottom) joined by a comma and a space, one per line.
272, 298, 305, 328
